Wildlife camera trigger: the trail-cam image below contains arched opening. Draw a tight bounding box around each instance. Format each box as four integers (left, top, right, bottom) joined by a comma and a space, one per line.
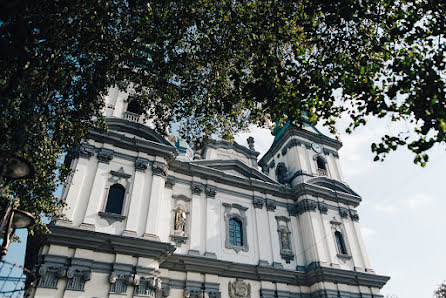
228, 218, 243, 246
105, 184, 125, 214
335, 231, 347, 255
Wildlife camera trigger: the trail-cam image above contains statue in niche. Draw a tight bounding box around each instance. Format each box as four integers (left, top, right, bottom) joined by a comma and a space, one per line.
280, 228, 290, 250
174, 206, 187, 235
275, 162, 288, 184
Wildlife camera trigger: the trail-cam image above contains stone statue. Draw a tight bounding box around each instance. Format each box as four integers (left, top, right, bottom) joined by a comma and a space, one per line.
228, 279, 251, 298
174, 206, 187, 234
280, 229, 290, 250
247, 137, 255, 151
275, 162, 288, 184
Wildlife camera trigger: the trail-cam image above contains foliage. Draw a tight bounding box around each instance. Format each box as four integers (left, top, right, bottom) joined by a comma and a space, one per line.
0, 0, 444, 231
435, 282, 446, 298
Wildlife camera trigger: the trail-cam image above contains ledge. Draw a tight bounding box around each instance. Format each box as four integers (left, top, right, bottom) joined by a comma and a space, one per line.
47, 225, 176, 261
337, 254, 352, 260
98, 212, 126, 225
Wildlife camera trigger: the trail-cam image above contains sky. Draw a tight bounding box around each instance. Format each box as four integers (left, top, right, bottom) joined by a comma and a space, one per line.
3, 116, 444, 298
235, 118, 445, 298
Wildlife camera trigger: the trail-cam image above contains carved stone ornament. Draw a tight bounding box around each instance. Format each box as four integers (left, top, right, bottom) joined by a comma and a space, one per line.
152, 162, 167, 177
339, 207, 349, 218
228, 279, 251, 298
265, 199, 276, 211
205, 186, 217, 198
253, 197, 264, 209
165, 176, 176, 189
287, 204, 297, 216
97, 149, 114, 164
72, 144, 95, 159
247, 136, 255, 151
135, 158, 149, 172
191, 183, 204, 195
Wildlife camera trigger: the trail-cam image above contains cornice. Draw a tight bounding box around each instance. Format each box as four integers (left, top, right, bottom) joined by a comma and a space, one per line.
47, 225, 176, 261
88, 129, 177, 162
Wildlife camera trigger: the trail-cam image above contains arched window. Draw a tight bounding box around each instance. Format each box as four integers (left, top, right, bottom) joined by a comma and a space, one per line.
228, 218, 243, 247
335, 231, 347, 255
105, 184, 125, 214
126, 100, 143, 115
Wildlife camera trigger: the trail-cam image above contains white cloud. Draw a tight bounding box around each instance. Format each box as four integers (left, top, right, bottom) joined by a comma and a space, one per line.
407, 193, 433, 209
373, 202, 397, 214
361, 227, 377, 244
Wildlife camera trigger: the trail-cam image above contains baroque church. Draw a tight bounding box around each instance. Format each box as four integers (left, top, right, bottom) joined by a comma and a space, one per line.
26, 87, 389, 297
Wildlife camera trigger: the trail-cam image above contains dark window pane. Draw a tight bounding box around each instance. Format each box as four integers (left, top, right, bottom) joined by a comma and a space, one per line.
229, 218, 243, 247
105, 184, 125, 214
317, 157, 326, 170
335, 231, 347, 254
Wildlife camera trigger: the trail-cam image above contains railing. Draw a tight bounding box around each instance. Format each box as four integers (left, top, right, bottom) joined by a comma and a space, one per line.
317, 168, 327, 176
122, 111, 141, 123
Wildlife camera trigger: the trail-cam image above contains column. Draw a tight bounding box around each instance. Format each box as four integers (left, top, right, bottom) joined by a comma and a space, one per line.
188, 183, 204, 255
123, 158, 149, 237
144, 161, 167, 240
81, 149, 114, 228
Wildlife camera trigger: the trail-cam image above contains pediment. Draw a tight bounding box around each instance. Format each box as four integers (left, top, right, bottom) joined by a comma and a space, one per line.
105, 117, 173, 147
190, 159, 278, 184
306, 177, 359, 197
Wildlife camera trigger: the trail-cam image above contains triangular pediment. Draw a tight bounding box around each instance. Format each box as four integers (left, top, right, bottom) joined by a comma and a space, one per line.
190, 159, 278, 184
306, 176, 359, 197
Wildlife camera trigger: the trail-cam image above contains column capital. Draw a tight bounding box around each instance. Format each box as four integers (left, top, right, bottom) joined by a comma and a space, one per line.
152, 161, 167, 177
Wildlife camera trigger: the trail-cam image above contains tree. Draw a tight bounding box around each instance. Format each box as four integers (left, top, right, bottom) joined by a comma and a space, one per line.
435, 282, 446, 298
0, 0, 444, 231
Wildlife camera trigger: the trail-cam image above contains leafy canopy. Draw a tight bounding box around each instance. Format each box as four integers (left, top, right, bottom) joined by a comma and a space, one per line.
0, 0, 444, 231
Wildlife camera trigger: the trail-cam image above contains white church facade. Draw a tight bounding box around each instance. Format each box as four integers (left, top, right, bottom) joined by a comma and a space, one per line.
26, 88, 389, 297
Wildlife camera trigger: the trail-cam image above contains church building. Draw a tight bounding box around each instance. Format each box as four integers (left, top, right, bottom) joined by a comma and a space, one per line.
26, 88, 389, 297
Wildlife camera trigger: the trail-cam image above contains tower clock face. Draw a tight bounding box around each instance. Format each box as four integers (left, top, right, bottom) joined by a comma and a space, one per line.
312, 143, 323, 153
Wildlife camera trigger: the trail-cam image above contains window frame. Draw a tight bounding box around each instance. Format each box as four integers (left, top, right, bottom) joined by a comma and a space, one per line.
223, 203, 249, 253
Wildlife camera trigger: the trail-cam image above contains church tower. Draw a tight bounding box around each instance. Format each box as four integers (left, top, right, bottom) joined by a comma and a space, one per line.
26, 90, 389, 297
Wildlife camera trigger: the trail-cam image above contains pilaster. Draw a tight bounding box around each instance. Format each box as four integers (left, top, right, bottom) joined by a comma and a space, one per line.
144, 161, 167, 240
188, 183, 204, 255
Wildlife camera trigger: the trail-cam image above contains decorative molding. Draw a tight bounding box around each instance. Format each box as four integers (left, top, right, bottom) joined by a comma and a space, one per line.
228, 279, 251, 298
287, 204, 297, 216
339, 207, 349, 218
134, 158, 149, 172
350, 209, 359, 221
72, 143, 95, 160
205, 186, 217, 198
133, 276, 162, 296
223, 202, 249, 212
170, 235, 188, 247
110, 169, 131, 179
275, 216, 290, 222
37, 265, 66, 288
296, 199, 317, 215
265, 199, 276, 211
191, 183, 204, 195
318, 202, 329, 214
253, 197, 265, 209
97, 148, 114, 164
165, 176, 176, 189
65, 267, 91, 291
98, 212, 126, 225
152, 162, 167, 177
